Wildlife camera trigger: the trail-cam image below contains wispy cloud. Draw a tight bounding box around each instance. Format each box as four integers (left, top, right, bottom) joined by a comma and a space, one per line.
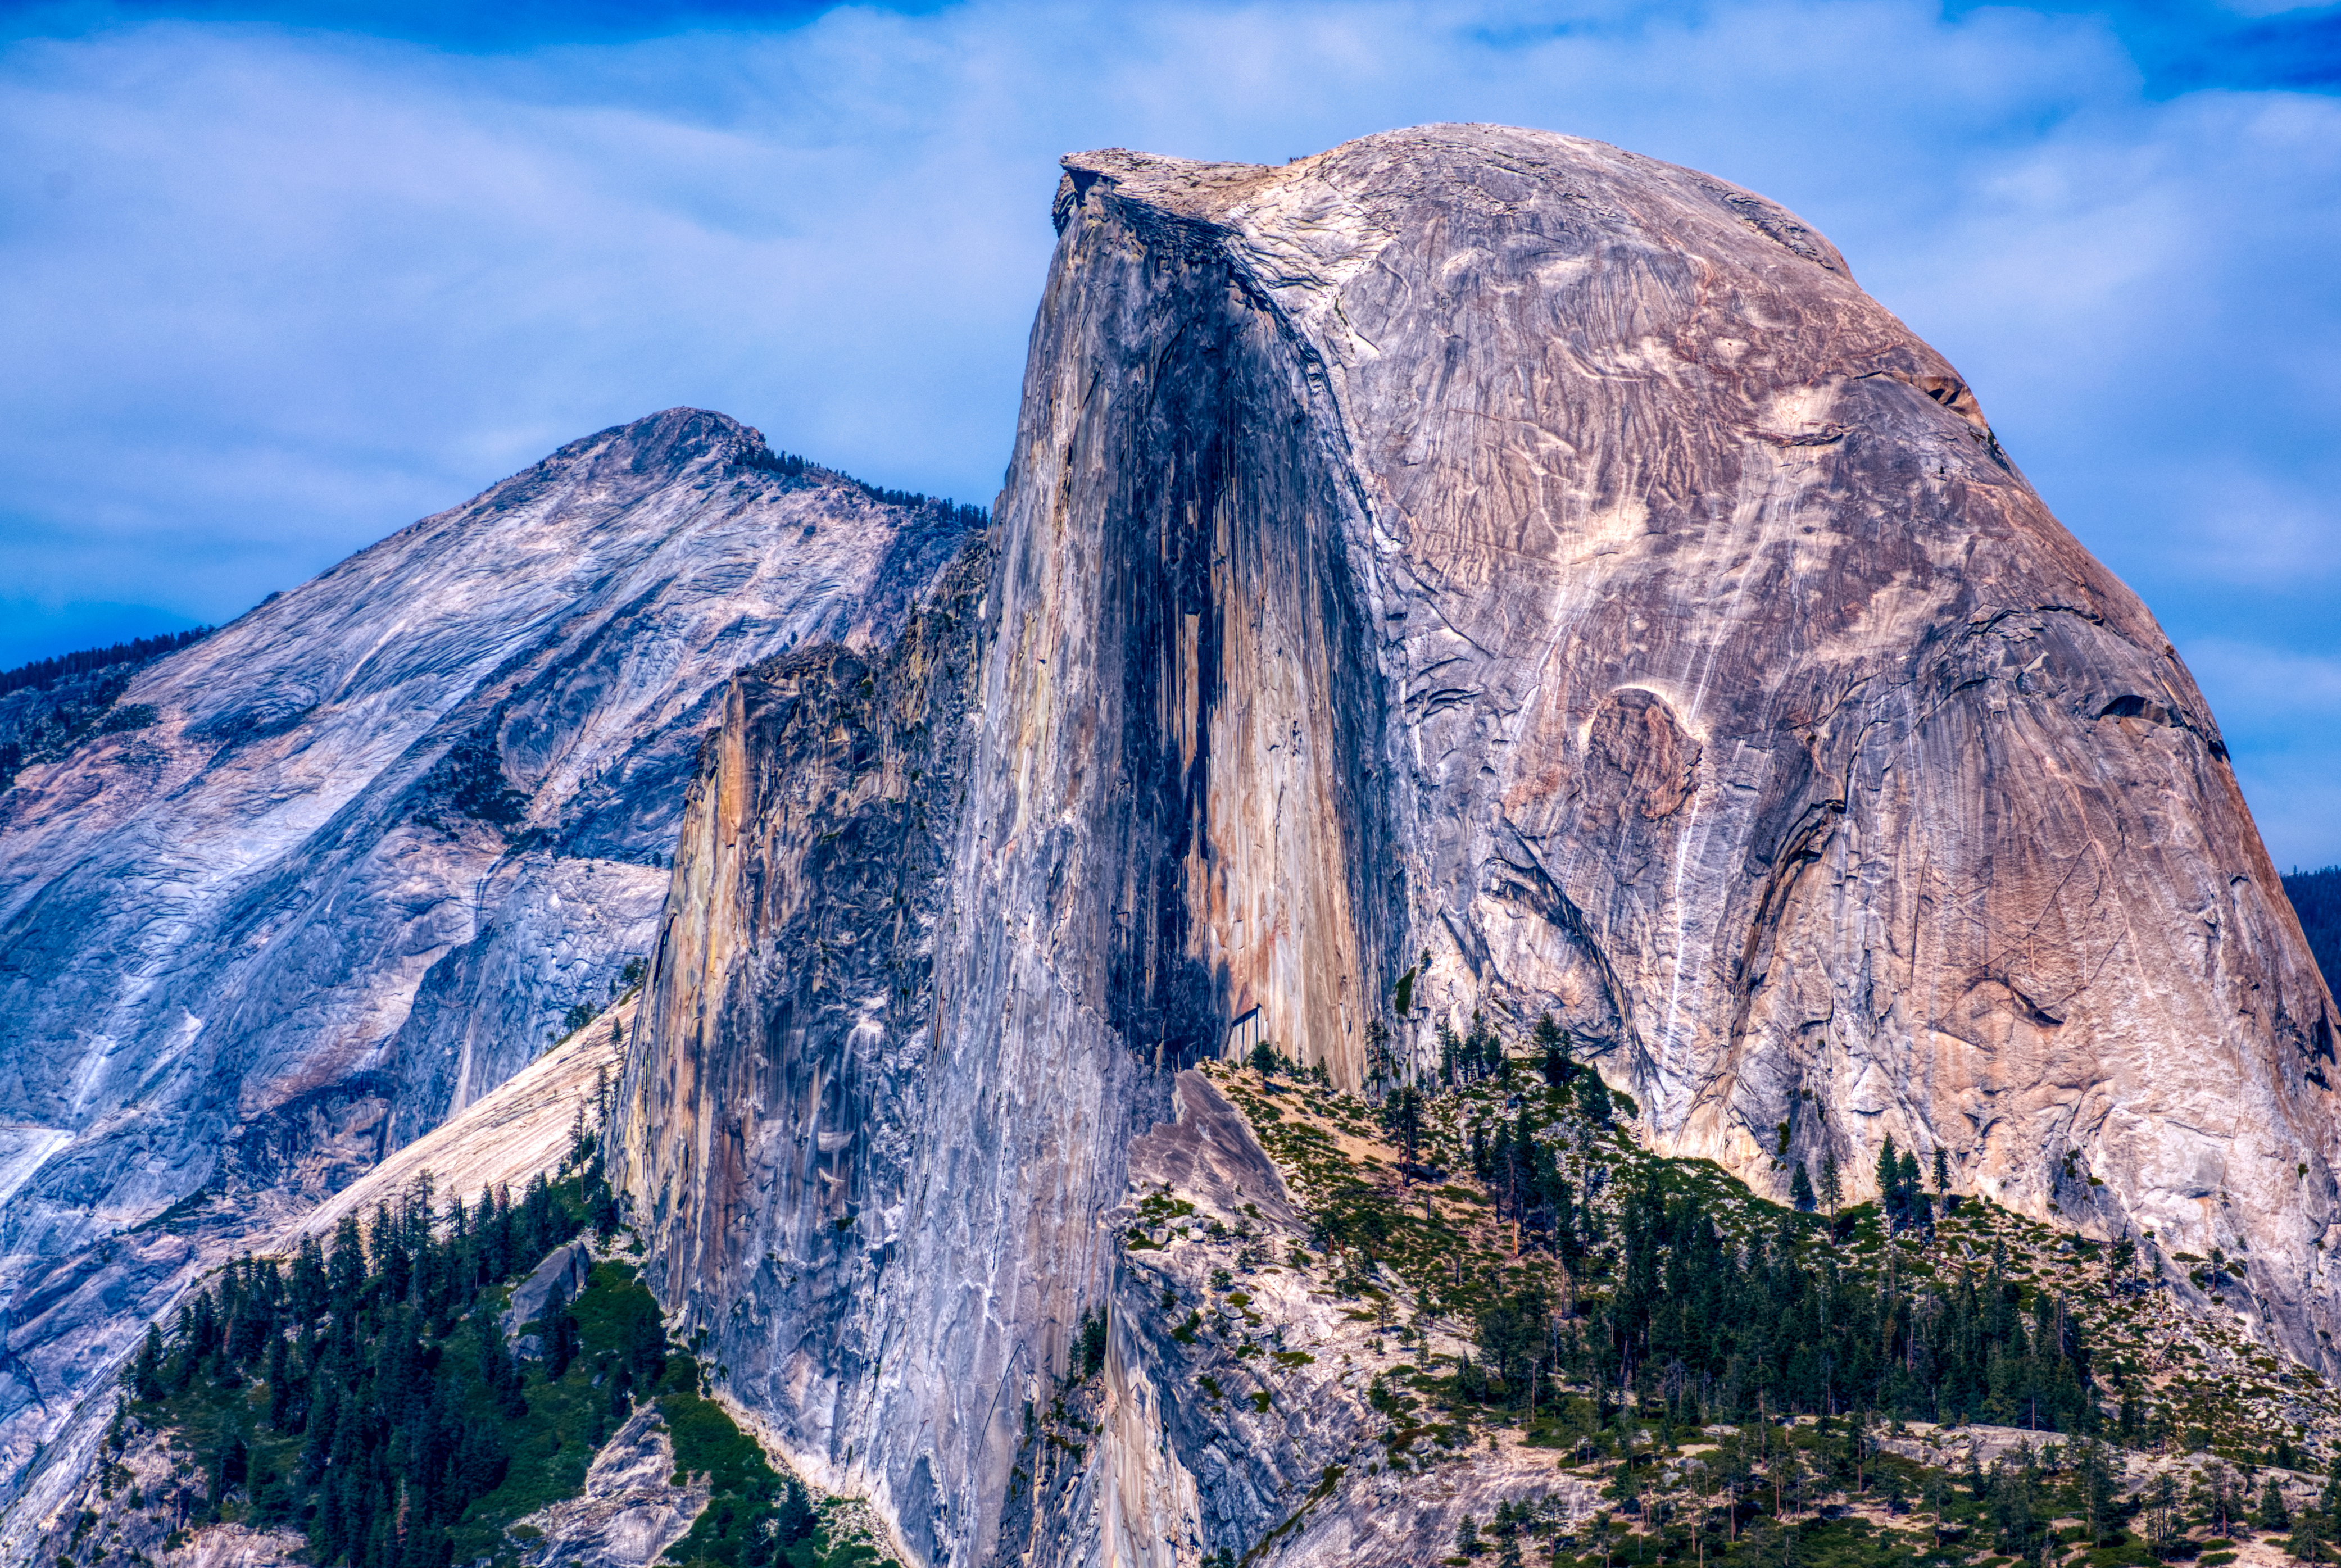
2180, 637, 2341, 869
2, 0, 2337, 861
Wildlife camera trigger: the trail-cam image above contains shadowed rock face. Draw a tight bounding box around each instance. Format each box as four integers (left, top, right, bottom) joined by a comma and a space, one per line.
0, 407, 975, 1505
616, 125, 2341, 1566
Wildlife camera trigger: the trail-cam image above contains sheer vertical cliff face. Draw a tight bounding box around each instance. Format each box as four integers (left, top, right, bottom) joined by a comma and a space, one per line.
0, 408, 974, 1504
619, 125, 2341, 1566
615, 129, 1409, 1568
610, 545, 993, 1543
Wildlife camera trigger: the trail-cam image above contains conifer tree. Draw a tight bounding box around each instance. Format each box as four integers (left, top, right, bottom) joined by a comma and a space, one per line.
2145, 1472, 2182, 1557
1576, 1070, 1612, 1127
265, 1334, 297, 1433
1387, 1084, 1426, 1176
1457, 1512, 1485, 1557
1900, 1150, 1931, 1229
291, 1233, 326, 1321
131, 1322, 164, 1401
2265, 1475, 2297, 1534
777, 1475, 819, 1545
1535, 1013, 1572, 1087
2292, 1505, 2325, 1564
1366, 1016, 1395, 1090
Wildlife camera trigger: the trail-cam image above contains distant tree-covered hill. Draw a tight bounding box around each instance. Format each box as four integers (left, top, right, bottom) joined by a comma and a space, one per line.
2284, 866, 2341, 1001
0, 627, 212, 787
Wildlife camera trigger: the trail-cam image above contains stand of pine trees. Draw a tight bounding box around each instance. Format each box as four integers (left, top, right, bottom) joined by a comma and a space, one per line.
1353, 1039, 2104, 1437
118, 1139, 832, 1568
1586, 1167, 2094, 1429
1442, 1162, 2099, 1435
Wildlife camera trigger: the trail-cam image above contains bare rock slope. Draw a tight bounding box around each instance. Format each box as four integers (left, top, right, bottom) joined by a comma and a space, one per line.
616, 124, 2341, 1567
0, 408, 976, 1501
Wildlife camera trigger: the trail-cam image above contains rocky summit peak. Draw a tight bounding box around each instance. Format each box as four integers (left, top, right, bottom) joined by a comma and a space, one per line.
538, 404, 768, 480
601, 122, 2341, 1568
1060, 123, 1854, 280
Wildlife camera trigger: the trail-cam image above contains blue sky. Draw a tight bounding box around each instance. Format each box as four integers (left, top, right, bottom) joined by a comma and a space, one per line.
3, 0, 2338, 866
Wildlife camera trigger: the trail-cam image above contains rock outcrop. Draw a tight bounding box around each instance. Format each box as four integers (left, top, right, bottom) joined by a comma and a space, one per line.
0, 408, 976, 1505
514, 1407, 712, 1568
292, 997, 633, 1249
615, 124, 2341, 1567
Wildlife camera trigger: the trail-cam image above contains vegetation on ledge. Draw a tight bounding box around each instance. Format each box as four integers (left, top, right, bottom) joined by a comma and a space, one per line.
1214, 1029, 2100, 1441
1186, 1021, 2341, 1568
101, 1121, 890, 1568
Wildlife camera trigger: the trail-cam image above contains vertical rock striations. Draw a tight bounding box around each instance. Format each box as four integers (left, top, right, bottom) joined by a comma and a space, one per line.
617, 125, 2341, 1566
613, 542, 992, 1553
0, 408, 974, 1503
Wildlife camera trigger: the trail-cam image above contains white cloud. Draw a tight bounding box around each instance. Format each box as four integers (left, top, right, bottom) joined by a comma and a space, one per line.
2184, 637, 2341, 733
2180, 638, 2341, 869
1, 0, 2335, 854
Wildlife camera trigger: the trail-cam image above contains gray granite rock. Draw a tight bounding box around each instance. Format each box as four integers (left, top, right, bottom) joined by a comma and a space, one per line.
508, 1240, 593, 1343
0, 408, 975, 1508
515, 1406, 711, 1568
10, 119, 2338, 1568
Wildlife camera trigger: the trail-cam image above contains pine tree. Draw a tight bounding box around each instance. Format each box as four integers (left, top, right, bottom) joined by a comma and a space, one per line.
1366, 1016, 1395, 1089
2291, 1506, 2324, 1564
131, 1323, 164, 1401
1535, 1013, 1573, 1087
568, 1102, 594, 1169
266, 1334, 298, 1433
1387, 1085, 1426, 1176
2146, 1473, 2183, 1557
1078, 1307, 1109, 1379
2068, 1439, 2119, 1546
1900, 1149, 1931, 1229
1465, 1011, 1502, 1081
777, 1475, 819, 1544
292, 1233, 327, 1321
1790, 1162, 1817, 1213
1457, 1512, 1485, 1557
326, 1215, 365, 1308
2263, 1474, 2295, 1534
1933, 1145, 1951, 1192
1818, 1153, 1843, 1218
